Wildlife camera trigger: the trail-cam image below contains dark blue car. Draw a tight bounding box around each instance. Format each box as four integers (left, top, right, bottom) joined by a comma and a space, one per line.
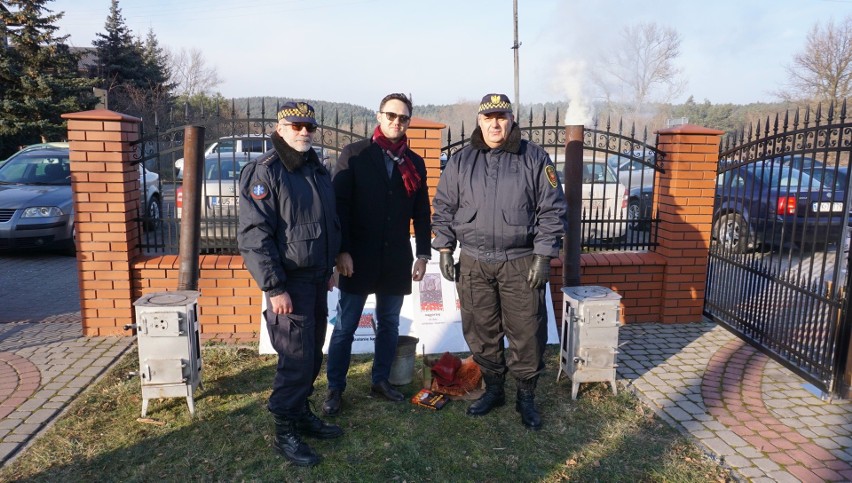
713, 161, 846, 253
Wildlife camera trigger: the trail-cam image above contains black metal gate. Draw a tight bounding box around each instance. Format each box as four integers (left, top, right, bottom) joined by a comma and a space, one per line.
704, 101, 852, 397
130, 99, 375, 255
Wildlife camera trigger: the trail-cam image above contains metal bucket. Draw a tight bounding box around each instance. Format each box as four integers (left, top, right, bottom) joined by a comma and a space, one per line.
388, 335, 420, 386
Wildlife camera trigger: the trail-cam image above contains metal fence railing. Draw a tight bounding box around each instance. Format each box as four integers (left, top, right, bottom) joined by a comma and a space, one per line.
442, 112, 662, 252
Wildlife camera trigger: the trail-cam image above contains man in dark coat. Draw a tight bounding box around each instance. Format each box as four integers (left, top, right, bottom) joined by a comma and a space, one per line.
323, 93, 432, 415
237, 101, 342, 467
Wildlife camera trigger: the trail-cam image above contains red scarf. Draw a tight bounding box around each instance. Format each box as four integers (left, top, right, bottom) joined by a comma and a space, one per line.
372, 125, 421, 197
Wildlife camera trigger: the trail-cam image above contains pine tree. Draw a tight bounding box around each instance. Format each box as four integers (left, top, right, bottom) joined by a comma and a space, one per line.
141, 28, 170, 90
92, 0, 146, 112
0, 0, 96, 155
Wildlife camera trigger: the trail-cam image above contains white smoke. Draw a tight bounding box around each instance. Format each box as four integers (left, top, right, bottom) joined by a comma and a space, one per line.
552, 59, 593, 126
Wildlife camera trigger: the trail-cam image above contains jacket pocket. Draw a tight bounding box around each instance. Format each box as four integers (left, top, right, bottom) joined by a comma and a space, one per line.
502, 208, 534, 226
287, 222, 321, 242
453, 206, 478, 244
502, 208, 534, 247
283, 222, 321, 269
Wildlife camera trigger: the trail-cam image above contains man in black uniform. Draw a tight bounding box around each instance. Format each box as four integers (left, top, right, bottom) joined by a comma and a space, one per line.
237, 101, 342, 467
431, 94, 568, 431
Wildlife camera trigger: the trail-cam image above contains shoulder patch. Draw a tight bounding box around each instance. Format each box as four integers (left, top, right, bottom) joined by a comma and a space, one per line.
250, 180, 270, 200
545, 165, 558, 188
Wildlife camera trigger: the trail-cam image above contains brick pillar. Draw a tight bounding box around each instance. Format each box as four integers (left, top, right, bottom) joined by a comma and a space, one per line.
61, 109, 142, 336
407, 117, 446, 204
654, 124, 724, 323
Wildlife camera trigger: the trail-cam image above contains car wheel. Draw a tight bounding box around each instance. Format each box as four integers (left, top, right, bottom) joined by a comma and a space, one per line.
627, 198, 646, 231
713, 213, 754, 253
145, 195, 162, 231
62, 223, 76, 257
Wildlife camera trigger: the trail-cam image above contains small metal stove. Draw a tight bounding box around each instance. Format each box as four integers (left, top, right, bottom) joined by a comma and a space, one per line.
557, 286, 621, 399
129, 291, 202, 417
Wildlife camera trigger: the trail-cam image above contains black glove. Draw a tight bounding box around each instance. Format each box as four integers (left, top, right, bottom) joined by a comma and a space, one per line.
439, 250, 456, 282
527, 255, 551, 289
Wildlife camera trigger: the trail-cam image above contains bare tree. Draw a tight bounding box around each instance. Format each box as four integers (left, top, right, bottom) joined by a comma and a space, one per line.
167, 47, 222, 98
780, 15, 852, 105
593, 22, 685, 117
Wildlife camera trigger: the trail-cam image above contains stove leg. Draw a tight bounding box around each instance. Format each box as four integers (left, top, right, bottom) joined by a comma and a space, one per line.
141, 397, 149, 417
186, 395, 195, 417
571, 381, 579, 400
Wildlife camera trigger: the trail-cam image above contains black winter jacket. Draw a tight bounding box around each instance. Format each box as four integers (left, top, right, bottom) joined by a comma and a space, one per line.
431, 123, 567, 262
237, 133, 341, 296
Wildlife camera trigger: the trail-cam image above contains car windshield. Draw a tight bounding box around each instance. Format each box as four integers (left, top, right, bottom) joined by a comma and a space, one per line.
0, 151, 70, 185
582, 162, 618, 183
555, 162, 619, 184
205, 158, 246, 180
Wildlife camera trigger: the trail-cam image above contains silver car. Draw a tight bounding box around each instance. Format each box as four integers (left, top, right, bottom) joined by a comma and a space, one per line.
0, 143, 162, 254
556, 160, 629, 241
176, 152, 259, 250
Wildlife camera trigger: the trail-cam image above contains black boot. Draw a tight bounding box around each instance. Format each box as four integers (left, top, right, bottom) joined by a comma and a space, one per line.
297, 400, 344, 439
272, 414, 322, 467
515, 377, 542, 431
466, 373, 506, 416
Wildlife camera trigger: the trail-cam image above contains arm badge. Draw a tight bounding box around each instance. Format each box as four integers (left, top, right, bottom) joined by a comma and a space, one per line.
250, 181, 270, 200
545, 165, 558, 188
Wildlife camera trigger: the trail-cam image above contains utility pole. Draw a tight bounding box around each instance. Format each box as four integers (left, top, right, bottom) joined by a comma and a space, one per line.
512, 0, 520, 118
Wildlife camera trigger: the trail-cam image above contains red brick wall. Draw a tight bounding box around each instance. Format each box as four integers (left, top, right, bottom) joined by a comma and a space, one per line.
62, 110, 143, 336
549, 253, 666, 327
132, 256, 261, 343
654, 125, 724, 323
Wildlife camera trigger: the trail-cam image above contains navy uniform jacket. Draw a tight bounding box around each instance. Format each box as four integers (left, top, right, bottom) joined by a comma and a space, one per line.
237, 135, 340, 297
333, 138, 431, 296
431, 124, 567, 262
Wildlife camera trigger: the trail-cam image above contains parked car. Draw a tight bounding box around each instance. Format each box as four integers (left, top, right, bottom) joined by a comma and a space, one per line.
175, 135, 271, 180
713, 161, 845, 253
606, 150, 656, 190
0, 143, 161, 254
558, 160, 629, 241
627, 185, 654, 231
176, 153, 258, 250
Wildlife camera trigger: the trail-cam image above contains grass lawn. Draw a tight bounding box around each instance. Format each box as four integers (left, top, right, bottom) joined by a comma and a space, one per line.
0, 345, 732, 482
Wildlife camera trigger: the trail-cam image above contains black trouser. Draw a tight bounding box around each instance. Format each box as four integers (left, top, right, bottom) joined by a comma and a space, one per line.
266, 280, 328, 418
457, 252, 547, 380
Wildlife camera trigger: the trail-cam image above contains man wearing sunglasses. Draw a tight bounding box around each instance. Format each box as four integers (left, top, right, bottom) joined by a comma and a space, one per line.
431, 94, 567, 431
238, 101, 342, 467
323, 93, 431, 416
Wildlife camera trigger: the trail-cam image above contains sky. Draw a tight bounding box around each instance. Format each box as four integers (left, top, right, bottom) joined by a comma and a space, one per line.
45, 0, 851, 111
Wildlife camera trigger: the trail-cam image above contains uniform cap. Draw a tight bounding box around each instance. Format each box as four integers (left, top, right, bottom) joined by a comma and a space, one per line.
478, 93, 512, 115
277, 101, 317, 125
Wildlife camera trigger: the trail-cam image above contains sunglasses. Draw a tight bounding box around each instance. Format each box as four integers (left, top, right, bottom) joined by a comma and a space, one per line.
379, 111, 411, 124
281, 122, 318, 133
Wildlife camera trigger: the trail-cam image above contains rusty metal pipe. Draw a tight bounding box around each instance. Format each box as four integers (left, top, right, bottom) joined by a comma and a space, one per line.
563, 125, 584, 288
177, 125, 205, 291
